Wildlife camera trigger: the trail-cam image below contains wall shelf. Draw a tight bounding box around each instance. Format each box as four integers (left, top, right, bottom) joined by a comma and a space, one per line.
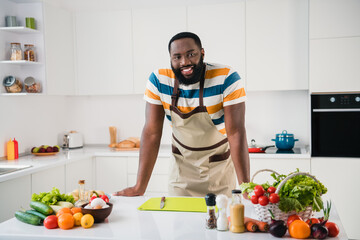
0, 26, 40, 34
0, 60, 42, 65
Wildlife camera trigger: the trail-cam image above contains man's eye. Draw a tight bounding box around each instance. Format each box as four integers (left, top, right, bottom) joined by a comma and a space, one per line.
173, 56, 181, 60
188, 52, 196, 57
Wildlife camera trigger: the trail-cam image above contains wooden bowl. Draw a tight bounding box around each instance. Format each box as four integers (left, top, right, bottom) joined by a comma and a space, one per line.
81, 202, 113, 223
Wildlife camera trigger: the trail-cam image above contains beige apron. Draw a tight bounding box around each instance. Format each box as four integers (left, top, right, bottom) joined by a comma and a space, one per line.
168, 69, 236, 197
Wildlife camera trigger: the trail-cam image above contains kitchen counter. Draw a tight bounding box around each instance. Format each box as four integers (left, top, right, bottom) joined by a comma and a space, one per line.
0, 196, 348, 240
0, 145, 310, 183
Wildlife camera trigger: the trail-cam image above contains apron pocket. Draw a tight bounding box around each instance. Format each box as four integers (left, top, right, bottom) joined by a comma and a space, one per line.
172, 145, 183, 156
209, 149, 230, 163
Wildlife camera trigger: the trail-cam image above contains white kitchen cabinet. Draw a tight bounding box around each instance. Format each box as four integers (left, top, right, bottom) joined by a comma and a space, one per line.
187, 2, 245, 78
75, 10, 133, 95
310, 0, 360, 39
246, 0, 308, 91
132, 6, 187, 94
95, 156, 127, 194
0, 0, 46, 95
249, 157, 311, 184
127, 157, 170, 195
0, 175, 31, 223
43, 2, 75, 95
309, 37, 360, 93
311, 157, 360, 240
65, 157, 94, 193
31, 165, 65, 194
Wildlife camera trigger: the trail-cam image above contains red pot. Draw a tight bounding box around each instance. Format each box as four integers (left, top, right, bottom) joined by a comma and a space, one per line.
248, 139, 274, 153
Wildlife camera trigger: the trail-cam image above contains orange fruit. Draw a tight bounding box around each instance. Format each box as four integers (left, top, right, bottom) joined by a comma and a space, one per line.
57, 213, 74, 230
73, 212, 83, 226
81, 214, 94, 229
56, 207, 72, 217
71, 207, 82, 215
289, 220, 311, 239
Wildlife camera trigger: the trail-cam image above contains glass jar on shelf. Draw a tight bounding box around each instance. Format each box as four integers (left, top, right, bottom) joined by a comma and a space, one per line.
3, 75, 23, 93
10, 43, 22, 61
24, 44, 36, 62
24, 77, 41, 93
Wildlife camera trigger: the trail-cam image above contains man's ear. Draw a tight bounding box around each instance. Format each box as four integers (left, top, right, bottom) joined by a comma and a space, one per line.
201, 48, 205, 57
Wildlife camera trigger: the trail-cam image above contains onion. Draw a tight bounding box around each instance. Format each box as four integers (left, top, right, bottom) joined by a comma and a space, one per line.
311, 221, 329, 239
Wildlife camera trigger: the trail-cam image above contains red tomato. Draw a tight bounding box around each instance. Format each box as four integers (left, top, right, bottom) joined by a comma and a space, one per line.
287, 214, 303, 227
306, 218, 320, 226
258, 195, 269, 206
325, 222, 340, 237
254, 185, 265, 197
44, 215, 58, 229
251, 195, 259, 204
269, 193, 280, 203
267, 186, 276, 194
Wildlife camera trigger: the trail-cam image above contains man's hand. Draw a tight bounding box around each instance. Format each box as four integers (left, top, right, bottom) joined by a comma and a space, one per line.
112, 186, 144, 197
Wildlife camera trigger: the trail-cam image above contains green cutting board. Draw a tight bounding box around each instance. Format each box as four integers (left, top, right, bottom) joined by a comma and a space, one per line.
138, 197, 207, 212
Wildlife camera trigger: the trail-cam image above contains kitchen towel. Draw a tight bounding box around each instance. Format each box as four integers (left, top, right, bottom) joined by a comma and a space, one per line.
138, 197, 207, 212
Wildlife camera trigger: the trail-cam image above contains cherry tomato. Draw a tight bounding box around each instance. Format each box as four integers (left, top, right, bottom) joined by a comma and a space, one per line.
251, 195, 259, 204
254, 185, 265, 197
306, 218, 320, 226
258, 195, 269, 206
325, 222, 340, 237
44, 215, 58, 229
287, 214, 303, 227
267, 186, 276, 194
269, 193, 280, 203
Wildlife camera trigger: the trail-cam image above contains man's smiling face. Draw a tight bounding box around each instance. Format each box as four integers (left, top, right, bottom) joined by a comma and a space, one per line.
170, 38, 205, 85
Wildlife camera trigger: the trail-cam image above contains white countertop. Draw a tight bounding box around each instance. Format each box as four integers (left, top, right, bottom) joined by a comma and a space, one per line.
0, 196, 348, 240
0, 145, 310, 183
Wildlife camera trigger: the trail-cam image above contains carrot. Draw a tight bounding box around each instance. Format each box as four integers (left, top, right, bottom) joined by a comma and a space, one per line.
245, 221, 259, 232
245, 217, 269, 232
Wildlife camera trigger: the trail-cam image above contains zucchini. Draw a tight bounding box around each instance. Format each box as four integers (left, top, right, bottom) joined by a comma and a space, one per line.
15, 211, 42, 226
30, 201, 53, 215
26, 210, 47, 220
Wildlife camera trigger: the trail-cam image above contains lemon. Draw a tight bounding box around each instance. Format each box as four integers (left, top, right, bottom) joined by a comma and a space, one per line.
73, 212, 83, 226
81, 214, 94, 229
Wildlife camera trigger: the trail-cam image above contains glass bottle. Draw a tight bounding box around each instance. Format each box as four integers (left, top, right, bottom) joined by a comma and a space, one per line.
24, 44, 36, 62
75, 180, 88, 207
230, 189, 245, 233
205, 193, 217, 229
10, 43, 22, 61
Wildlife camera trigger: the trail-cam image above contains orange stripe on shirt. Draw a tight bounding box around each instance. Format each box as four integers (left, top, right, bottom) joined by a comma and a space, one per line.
206, 102, 223, 114
205, 68, 230, 79
219, 128, 226, 135
224, 88, 246, 102
159, 69, 175, 78
145, 88, 161, 101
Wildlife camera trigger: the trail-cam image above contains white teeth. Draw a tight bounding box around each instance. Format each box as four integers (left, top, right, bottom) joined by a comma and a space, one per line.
182, 67, 192, 72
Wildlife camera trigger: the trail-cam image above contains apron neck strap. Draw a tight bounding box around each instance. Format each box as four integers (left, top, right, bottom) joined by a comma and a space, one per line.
171, 64, 206, 107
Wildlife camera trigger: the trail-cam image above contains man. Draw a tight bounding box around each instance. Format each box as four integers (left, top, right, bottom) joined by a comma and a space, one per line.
114, 32, 249, 197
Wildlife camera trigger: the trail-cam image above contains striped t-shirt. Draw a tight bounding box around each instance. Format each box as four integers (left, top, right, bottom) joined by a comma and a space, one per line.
144, 62, 246, 135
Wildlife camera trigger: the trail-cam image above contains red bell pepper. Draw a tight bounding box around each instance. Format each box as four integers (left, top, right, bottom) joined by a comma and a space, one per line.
100, 195, 109, 203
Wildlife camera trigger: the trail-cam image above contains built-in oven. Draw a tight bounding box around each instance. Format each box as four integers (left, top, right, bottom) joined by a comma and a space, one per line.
311, 93, 360, 158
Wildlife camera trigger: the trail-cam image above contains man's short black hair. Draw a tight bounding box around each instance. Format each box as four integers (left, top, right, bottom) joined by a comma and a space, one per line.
168, 32, 202, 53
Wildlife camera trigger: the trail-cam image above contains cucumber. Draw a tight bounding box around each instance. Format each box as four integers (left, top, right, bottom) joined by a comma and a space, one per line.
15, 211, 42, 226
30, 201, 53, 215
26, 210, 47, 220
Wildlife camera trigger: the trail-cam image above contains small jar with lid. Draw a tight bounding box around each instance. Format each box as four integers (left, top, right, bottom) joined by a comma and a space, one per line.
10, 43, 22, 61
24, 44, 36, 62
24, 77, 41, 93
205, 193, 217, 229
3, 76, 23, 93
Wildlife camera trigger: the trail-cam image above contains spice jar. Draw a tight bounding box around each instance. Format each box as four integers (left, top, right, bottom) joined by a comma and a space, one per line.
3, 76, 23, 93
75, 180, 88, 207
10, 43, 22, 61
24, 77, 40, 93
230, 189, 245, 233
205, 193, 217, 229
24, 44, 36, 62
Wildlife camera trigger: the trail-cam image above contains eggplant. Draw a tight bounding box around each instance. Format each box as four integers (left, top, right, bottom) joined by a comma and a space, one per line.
268, 210, 287, 238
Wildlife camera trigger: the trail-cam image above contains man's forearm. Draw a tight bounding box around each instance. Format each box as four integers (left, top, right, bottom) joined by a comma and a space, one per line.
134, 127, 163, 193
228, 127, 250, 184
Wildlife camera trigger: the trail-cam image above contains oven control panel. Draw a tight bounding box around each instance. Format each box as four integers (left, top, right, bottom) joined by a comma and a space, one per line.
312, 94, 360, 109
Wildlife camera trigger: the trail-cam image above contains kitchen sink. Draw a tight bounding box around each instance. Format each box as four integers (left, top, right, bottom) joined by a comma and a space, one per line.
0, 165, 32, 176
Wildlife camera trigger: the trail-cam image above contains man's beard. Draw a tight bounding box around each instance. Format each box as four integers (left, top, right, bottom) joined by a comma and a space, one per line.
171, 56, 204, 86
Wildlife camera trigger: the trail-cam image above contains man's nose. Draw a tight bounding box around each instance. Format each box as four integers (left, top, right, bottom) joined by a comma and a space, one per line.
180, 56, 191, 66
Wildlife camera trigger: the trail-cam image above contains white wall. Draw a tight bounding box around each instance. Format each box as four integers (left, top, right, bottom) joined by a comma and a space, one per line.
0, 90, 309, 157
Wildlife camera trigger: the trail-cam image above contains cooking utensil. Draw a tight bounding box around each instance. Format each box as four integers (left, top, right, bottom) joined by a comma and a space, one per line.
138, 197, 207, 212
272, 130, 298, 150
248, 139, 274, 153
160, 196, 165, 209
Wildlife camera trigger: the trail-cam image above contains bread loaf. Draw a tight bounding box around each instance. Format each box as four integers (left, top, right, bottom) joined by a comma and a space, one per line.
116, 140, 136, 148
127, 137, 140, 148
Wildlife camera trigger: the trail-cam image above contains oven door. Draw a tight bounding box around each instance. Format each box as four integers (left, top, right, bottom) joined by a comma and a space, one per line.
311, 109, 360, 157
